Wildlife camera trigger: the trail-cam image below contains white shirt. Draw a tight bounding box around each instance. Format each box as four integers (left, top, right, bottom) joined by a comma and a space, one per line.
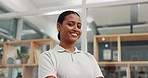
38, 45, 104, 78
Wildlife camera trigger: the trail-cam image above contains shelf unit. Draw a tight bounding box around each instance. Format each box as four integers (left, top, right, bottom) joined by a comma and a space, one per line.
94, 33, 148, 78
0, 38, 56, 78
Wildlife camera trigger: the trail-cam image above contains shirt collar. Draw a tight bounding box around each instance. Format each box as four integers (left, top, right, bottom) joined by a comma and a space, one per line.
55, 45, 81, 54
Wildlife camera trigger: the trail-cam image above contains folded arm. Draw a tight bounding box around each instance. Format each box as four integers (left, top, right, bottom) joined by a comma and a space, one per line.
96, 77, 103, 78
46, 76, 56, 78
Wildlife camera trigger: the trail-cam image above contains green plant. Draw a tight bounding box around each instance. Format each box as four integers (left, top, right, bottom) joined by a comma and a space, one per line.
17, 49, 30, 59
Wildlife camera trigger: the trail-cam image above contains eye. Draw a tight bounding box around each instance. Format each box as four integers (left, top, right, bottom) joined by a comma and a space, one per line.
67, 22, 74, 27
77, 24, 81, 29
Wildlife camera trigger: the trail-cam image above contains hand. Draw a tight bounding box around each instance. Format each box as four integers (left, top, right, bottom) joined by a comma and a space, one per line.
96, 77, 103, 78
46, 76, 56, 78
46, 76, 60, 78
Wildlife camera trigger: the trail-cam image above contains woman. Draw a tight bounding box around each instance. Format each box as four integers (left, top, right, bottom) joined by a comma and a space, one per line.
38, 10, 104, 78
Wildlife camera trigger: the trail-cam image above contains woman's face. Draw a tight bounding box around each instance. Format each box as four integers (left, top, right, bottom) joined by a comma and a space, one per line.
57, 14, 82, 43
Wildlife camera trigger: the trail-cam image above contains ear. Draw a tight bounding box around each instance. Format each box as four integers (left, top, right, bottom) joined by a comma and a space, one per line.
57, 23, 61, 32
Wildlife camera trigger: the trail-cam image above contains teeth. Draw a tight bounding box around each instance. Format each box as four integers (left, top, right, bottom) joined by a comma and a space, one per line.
71, 33, 77, 36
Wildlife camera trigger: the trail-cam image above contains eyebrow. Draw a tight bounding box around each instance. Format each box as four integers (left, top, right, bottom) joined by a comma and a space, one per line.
68, 21, 81, 25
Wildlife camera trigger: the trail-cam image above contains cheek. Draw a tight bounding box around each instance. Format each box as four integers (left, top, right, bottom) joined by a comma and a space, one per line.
79, 30, 82, 35
61, 27, 70, 34
63, 26, 71, 32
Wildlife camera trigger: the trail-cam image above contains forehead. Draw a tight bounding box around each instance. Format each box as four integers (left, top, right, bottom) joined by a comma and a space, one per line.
64, 14, 81, 22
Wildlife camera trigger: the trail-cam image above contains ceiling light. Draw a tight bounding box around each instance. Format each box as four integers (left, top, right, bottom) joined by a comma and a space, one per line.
102, 37, 105, 41
105, 44, 108, 48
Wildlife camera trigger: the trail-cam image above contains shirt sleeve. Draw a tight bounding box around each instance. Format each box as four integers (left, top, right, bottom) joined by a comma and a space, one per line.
38, 52, 57, 78
90, 55, 104, 78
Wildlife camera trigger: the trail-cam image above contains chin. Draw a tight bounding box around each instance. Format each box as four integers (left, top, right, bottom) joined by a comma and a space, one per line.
70, 38, 78, 42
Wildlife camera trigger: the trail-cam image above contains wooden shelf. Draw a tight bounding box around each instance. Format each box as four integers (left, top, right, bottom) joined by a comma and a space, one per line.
94, 33, 148, 78
0, 38, 56, 78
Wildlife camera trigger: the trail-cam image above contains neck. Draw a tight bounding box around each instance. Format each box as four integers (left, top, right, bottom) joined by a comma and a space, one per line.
59, 41, 75, 52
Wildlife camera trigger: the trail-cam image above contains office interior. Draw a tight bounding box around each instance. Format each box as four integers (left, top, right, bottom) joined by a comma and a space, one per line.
0, 0, 148, 78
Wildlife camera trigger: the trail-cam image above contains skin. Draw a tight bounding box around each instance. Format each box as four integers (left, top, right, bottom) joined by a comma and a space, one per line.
57, 14, 82, 52
46, 76, 56, 78
46, 76, 103, 78
46, 14, 103, 78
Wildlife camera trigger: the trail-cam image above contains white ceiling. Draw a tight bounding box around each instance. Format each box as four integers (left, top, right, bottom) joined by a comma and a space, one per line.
88, 6, 131, 25
0, 0, 148, 42
31, 0, 82, 9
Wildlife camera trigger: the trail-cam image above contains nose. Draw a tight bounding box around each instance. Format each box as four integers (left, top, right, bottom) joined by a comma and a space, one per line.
73, 24, 79, 30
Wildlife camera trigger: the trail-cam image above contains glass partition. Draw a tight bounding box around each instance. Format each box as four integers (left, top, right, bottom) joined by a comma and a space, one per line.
0, 19, 17, 39
120, 34, 148, 61
100, 64, 127, 78
130, 65, 148, 78
22, 20, 44, 40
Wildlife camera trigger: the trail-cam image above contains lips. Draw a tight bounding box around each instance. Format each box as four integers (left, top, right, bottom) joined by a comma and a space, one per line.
70, 32, 78, 37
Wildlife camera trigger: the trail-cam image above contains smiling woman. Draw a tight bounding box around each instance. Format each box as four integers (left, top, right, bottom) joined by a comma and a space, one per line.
57, 11, 82, 46
38, 10, 104, 78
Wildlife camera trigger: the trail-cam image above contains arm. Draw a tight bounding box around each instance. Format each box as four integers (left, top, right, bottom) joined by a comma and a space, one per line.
90, 55, 104, 78
46, 76, 56, 78
96, 77, 103, 78
38, 52, 57, 78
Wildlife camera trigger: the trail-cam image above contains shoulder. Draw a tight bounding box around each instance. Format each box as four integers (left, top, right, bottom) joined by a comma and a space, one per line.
81, 51, 95, 60
40, 48, 58, 59
41, 48, 54, 55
